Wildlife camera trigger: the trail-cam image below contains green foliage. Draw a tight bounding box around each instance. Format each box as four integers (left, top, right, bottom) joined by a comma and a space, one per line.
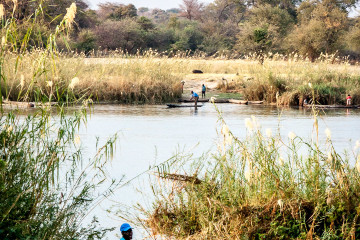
142, 110, 360, 239
236, 4, 294, 54
287, 0, 347, 60
0, 112, 118, 239
172, 23, 204, 51
75, 29, 97, 53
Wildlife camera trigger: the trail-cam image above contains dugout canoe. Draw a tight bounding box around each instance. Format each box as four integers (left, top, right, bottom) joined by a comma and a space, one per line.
167, 104, 203, 108
229, 99, 248, 104
248, 101, 264, 104
181, 99, 230, 103
303, 104, 360, 109
2, 100, 58, 109
178, 98, 209, 103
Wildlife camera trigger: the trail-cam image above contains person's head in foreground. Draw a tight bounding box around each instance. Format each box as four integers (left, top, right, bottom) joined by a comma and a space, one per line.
120, 223, 133, 240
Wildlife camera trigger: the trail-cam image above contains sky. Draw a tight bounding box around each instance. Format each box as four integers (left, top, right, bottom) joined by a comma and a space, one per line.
87, 0, 214, 10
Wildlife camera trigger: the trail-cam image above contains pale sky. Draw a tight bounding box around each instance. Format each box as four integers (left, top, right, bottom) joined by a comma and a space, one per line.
86, 0, 214, 10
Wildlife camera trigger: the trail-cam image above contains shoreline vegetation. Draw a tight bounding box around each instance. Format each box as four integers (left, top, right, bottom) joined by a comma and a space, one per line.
2, 51, 360, 106
141, 107, 360, 239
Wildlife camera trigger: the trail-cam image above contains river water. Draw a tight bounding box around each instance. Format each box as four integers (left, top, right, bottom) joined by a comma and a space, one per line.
74, 103, 360, 239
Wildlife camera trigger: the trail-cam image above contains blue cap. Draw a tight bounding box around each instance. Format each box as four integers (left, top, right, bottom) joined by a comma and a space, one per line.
120, 223, 132, 232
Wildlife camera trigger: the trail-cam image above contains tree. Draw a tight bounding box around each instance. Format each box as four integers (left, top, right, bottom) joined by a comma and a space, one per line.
74, 29, 97, 53
236, 4, 295, 54
172, 23, 204, 51
137, 16, 154, 31
95, 19, 144, 52
205, 0, 247, 23
179, 0, 204, 21
287, 0, 347, 60
97, 3, 137, 21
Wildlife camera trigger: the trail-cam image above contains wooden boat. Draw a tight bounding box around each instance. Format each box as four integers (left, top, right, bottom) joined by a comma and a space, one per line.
167, 104, 203, 108
179, 98, 209, 103
303, 104, 360, 109
2, 100, 35, 108
179, 98, 229, 103
229, 99, 248, 104
2, 100, 58, 109
248, 101, 264, 104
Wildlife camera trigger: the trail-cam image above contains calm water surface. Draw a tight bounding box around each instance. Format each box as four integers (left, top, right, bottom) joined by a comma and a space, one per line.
76, 103, 360, 239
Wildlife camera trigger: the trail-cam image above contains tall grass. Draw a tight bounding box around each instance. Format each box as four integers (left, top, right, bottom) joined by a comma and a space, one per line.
0, 2, 120, 239
2, 49, 360, 104
0, 109, 120, 239
141, 106, 360, 239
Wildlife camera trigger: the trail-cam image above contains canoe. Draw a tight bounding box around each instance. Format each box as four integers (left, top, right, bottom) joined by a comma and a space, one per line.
2, 100, 35, 108
179, 99, 209, 103
304, 104, 359, 109
229, 99, 248, 104
248, 101, 264, 104
167, 104, 203, 108
179, 98, 230, 103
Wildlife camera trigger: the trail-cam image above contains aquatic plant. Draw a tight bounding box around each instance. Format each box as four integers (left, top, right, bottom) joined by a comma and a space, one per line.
141, 106, 360, 239
0, 2, 120, 239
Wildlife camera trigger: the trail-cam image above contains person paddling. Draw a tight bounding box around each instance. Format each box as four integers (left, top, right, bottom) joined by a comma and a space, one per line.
190, 90, 199, 107
120, 223, 133, 240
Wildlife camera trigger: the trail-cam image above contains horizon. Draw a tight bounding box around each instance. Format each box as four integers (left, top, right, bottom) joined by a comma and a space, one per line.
87, 0, 214, 10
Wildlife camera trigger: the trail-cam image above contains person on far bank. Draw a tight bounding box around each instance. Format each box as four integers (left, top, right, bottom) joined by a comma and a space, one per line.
346, 94, 352, 106
202, 84, 206, 98
190, 90, 199, 106
120, 223, 133, 240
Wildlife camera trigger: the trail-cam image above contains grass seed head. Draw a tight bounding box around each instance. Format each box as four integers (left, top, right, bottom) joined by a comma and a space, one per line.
1, 36, 6, 47
69, 77, 79, 90
355, 140, 360, 151
0, 4, 4, 18
325, 128, 331, 139
265, 128, 272, 138
356, 155, 360, 173
245, 118, 254, 131
20, 75, 24, 88
64, 3, 77, 29
288, 131, 296, 140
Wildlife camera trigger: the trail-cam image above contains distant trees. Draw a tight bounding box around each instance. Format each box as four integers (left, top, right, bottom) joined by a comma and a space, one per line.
6, 0, 360, 60
287, 0, 348, 60
179, 0, 204, 21
98, 3, 137, 20
236, 4, 294, 55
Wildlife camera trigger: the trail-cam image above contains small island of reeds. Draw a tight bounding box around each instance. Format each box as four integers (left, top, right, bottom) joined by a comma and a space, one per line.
140, 108, 360, 239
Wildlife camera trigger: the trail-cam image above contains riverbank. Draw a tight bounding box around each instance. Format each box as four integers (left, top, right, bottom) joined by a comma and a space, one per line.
2, 53, 359, 105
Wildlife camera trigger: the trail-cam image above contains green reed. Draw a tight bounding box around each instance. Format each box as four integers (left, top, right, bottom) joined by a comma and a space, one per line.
141, 105, 360, 239
0, 2, 120, 239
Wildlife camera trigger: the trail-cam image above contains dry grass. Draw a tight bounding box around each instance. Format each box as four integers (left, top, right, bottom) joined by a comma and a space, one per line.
3, 51, 360, 104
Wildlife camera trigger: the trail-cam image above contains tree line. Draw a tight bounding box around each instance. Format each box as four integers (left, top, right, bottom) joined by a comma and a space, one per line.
2, 0, 360, 60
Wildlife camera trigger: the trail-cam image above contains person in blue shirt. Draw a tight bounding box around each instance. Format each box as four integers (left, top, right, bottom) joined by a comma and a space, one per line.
120, 223, 133, 240
201, 84, 206, 98
190, 90, 199, 106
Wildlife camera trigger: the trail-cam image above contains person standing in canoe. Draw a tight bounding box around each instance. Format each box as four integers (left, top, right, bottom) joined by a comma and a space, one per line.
346, 94, 352, 106
190, 90, 199, 106
201, 84, 206, 98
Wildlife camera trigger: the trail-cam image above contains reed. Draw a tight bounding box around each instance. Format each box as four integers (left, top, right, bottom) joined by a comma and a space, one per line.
2, 50, 360, 104
0, 3, 119, 239
141, 106, 360, 239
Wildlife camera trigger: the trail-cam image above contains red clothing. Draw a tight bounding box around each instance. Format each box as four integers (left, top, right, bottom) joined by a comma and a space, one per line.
347, 96, 352, 99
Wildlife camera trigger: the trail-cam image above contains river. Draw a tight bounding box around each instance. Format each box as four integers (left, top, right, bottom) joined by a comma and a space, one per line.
74, 103, 360, 239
